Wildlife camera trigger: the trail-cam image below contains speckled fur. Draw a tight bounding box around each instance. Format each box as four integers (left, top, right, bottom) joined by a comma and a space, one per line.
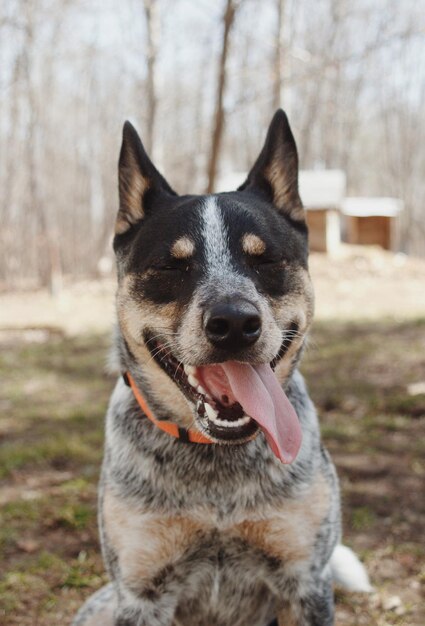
72, 111, 342, 626
73, 366, 340, 626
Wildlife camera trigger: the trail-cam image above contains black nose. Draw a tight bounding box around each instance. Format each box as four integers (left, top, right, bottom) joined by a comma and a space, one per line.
204, 300, 262, 351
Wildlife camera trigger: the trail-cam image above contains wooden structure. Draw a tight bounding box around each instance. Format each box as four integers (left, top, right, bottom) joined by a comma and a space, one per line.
342, 198, 403, 251
304, 208, 341, 254
299, 170, 346, 254
216, 172, 404, 254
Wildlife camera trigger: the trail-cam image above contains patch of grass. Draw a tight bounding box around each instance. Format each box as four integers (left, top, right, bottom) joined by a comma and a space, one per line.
320, 423, 358, 442
0, 334, 111, 480
0, 551, 105, 619
0, 431, 103, 479
385, 393, 425, 418
63, 563, 103, 589
55, 503, 94, 530
0, 335, 110, 623
0, 572, 47, 614
60, 477, 92, 492
0, 493, 97, 549
0, 555, 66, 616
351, 506, 377, 531
31, 551, 69, 577
304, 320, 425, 452
1, 499, 43, 526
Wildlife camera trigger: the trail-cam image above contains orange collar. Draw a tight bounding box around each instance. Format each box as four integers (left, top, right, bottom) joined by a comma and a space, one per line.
123, 372, 214, 444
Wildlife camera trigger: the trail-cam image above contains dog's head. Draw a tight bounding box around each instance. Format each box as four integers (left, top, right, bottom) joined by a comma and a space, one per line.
113, 110, 314, 462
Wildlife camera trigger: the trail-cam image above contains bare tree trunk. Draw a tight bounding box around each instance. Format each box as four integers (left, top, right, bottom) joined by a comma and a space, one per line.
143, 0, 159, 155
2, 53, 23, 225
22, 0, 61, 293
272, 0, 285, 110
206, 0, 239, 193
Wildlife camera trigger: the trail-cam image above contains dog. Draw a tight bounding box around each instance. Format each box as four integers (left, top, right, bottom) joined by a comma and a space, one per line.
72, 110, 371, 626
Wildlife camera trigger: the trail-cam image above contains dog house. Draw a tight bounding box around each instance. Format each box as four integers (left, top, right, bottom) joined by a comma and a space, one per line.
299, 170, 346, 254
342, 197, 403, 251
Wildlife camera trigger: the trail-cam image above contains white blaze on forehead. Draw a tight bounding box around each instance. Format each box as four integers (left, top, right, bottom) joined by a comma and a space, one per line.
202, 196, 233, 276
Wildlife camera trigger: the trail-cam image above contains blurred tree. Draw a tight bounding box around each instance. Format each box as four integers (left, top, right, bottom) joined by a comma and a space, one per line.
0, 0, 423, 289
272, 0, 285, 110
206, 0, 240, 193
143, 0, 159, 155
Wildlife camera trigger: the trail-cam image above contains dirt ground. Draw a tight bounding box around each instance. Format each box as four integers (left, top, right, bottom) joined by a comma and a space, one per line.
0, 246, 424, 625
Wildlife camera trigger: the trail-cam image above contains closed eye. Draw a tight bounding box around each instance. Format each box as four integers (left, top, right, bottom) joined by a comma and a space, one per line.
247, 255, 286, 280
151, 262, 190, 272
249, 255, 284, 266
256, 258, 281, 265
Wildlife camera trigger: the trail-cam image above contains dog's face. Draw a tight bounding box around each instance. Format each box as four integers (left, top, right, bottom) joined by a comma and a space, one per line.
114, 111, 314, 454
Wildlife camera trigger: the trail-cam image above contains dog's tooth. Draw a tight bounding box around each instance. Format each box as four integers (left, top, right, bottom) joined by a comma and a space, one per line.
184, 365, 196, 376
229, 415, 251, 428
196, 384, 206, 395
218, 419, 234, 427
205, 402, 218, 420
213, 415, 252, 429
188, 375, 198, 388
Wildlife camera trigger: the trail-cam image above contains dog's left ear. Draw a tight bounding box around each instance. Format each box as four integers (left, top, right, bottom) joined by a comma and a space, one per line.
116, 121, 177, 235
238, 109, 304, 222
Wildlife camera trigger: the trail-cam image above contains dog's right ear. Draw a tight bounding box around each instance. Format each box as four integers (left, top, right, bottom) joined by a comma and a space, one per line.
116, 121, 177, 235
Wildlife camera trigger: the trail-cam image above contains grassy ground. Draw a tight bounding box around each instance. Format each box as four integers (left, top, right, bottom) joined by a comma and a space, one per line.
0, 321, 424, 625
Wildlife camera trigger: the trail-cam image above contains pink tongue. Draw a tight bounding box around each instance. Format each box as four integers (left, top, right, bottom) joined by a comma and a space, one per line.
219, 362, 302, 463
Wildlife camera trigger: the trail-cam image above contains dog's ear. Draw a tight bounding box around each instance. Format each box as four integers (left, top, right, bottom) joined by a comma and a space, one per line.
238, 110, 304, 222
116, 121, 177, 234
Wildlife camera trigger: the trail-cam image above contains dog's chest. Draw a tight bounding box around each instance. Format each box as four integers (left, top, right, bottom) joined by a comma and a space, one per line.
102, 474, 329, 624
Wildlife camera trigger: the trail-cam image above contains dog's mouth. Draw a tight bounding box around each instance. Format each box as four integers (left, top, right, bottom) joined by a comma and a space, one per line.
145, 331, 303, 463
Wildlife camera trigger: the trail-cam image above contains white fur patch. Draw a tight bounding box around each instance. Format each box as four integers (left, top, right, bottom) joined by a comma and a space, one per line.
202, 196, 234, 278
330, 544, 373, 592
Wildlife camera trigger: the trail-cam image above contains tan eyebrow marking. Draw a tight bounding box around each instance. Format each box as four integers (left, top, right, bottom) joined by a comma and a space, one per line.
242, 233, 266, 256
171, 236, 195, 259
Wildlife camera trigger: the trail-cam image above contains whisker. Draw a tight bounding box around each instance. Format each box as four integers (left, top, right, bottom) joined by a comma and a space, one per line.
173, 358, 184, 381
144, 332, 178, 346
143, 343, 173, 367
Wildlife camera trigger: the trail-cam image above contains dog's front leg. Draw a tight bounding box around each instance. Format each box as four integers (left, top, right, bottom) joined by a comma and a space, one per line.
276, 577, 334, 626
114, 609, 170, 626
115, 618, 184, 626
114, 596, 176, 626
